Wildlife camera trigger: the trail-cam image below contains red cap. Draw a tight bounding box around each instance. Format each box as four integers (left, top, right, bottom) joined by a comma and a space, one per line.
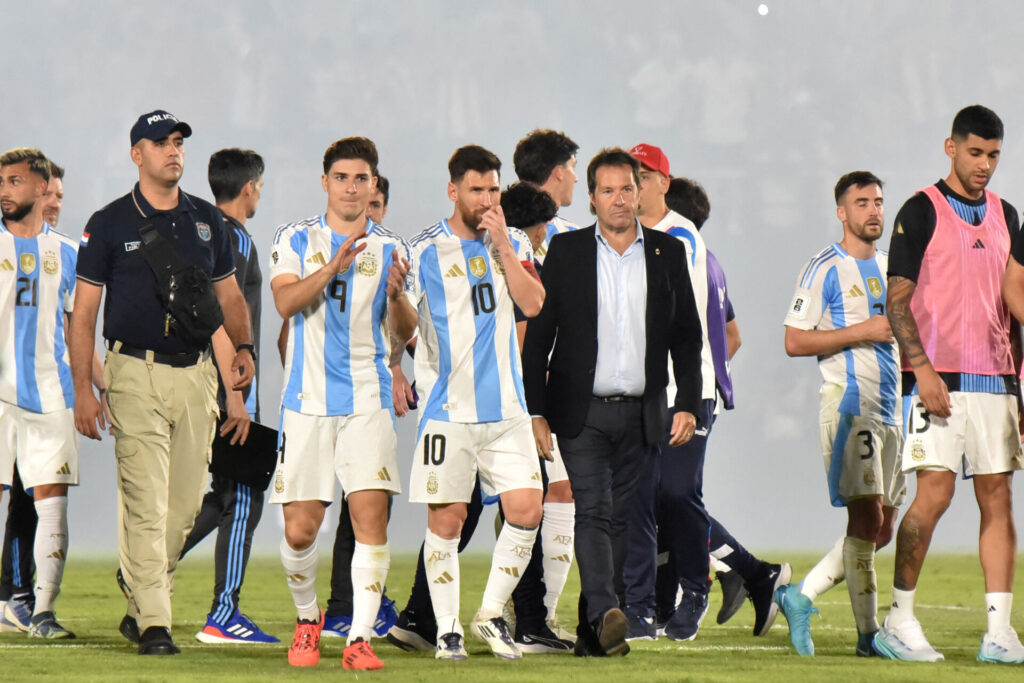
629, 143, 670, 177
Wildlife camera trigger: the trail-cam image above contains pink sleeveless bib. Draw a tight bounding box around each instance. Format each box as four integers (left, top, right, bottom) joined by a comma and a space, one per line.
904, 185, 1013, 375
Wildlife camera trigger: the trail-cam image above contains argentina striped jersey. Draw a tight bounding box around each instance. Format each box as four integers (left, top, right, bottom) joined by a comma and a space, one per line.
0, 222, 77, 413
533, 215, 578, 265
651, 209, 716, 403
784, 243, 900, 425
270, 216, 410, 416
408, 219, 532, 427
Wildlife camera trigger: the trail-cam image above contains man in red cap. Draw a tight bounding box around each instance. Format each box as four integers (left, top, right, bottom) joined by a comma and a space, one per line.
622, 144, 790, 643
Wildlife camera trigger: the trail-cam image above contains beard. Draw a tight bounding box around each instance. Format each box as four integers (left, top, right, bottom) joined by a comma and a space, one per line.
1, 200, 33, 223
851, 223, 882, 243
459, 206, 486, 231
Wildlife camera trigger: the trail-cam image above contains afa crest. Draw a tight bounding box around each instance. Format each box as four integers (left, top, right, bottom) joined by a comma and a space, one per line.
426, 471, 439, 495
274, 471, 285, 494
867, 277, 883, 299
863, 468, 876, 486
19, 253, 35, 275
490, 250, 506, 275
910, 441, 926, 462
196, 222, 212, 242
469, 256, 487, 278
358, 253, 378, 277
43, 251, 58, 275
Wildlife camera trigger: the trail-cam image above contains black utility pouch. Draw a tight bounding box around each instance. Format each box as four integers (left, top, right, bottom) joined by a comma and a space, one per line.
137, 223, 224, 346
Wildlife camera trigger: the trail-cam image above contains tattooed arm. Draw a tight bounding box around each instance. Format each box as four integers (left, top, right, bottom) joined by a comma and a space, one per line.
887, 275, 951, 417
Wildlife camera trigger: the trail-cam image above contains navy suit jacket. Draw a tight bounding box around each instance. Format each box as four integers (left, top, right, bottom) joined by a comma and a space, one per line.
522, 224, 703, 445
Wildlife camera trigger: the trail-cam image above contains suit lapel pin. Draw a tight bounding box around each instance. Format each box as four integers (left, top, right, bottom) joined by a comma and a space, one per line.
655, 248, 660, 255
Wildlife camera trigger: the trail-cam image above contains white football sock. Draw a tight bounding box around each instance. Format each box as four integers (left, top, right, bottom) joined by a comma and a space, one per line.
986, 592, 1012, 634
32, 496, 68, 615
800, 536, 845, 601
541, 502, 575, 620
348, 541, 390, 644
424, 529, 462, 636
709, 555, 732, 573
280, 538, 320, 621
479, 523, 538, 619
886, 587, 916, 627
842, 536, 878, 634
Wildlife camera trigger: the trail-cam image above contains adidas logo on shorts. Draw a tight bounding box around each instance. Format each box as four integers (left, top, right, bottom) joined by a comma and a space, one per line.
374, 468, 392, 481
56, 462, 71, 475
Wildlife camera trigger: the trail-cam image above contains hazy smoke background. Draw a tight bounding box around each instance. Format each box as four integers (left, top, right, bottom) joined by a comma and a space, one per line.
3, 0, 1023, 555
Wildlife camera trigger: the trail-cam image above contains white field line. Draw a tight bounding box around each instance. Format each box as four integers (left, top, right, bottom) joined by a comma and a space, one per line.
814, 600, 974, 611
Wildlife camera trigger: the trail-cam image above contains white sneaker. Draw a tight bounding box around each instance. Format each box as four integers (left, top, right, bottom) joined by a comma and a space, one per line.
546, 618, 576, 644
470, 613, 521, 659
872, 617, 944, 662
435, 631, 468, 660
978, 626, 1024, 664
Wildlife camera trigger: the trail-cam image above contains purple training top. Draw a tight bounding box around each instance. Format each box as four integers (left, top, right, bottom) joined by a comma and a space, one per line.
706, 250, 735, 409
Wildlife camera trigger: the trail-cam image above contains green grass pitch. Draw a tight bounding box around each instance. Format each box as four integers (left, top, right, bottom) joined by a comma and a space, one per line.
1, 552, 1022, 681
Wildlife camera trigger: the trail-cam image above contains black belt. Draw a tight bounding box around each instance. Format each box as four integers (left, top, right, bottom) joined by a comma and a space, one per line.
593, 395, 641, 403
108, 340, 209, 368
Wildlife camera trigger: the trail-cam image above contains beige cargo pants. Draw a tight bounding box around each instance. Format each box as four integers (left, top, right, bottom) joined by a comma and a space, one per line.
105, 346, 218, 632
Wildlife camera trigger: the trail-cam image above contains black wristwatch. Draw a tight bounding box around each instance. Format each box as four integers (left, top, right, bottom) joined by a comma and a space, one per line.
236, 343, 257, 361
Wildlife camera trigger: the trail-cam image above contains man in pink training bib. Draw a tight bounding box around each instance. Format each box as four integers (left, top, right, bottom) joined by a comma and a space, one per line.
874, 105, 1024, 664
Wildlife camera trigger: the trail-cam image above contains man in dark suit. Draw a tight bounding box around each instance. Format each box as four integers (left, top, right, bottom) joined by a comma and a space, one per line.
522, 148, 703, 657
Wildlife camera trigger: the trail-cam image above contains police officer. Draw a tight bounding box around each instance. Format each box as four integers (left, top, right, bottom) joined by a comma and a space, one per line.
69, 110, 255, 655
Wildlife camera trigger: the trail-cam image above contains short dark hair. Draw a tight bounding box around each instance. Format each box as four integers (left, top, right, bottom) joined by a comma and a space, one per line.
513, 129, 579, 185
0, 148, 51, 181
376, 174, 390, 206
500, 182, 558, 229
323, 137, 378, 176
48, 160, 65, 180
666, 177, 711, 230
449, 145, 501, 183
951, 105, 1004, 141
586, 147, 639, 195
833, 171, 883, 204
208, 148, 264, 203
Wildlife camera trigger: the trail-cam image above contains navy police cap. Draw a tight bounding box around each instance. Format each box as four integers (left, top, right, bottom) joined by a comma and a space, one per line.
130, 110, 193, 146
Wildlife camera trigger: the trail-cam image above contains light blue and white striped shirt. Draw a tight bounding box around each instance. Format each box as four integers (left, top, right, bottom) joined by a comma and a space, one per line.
270, 216, 409, 417
0, 222, 77, 413
785, 243, 901, 425
407, 219, 532, 429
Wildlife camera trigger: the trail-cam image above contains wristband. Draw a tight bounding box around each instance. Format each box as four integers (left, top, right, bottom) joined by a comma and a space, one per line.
236, 343, 257, 361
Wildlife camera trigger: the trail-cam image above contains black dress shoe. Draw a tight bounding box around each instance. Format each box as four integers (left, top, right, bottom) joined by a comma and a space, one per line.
573, 625, 604, 657
138, 626, 180, 655
119, 615, 140, 643
595, 608, 629, 656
